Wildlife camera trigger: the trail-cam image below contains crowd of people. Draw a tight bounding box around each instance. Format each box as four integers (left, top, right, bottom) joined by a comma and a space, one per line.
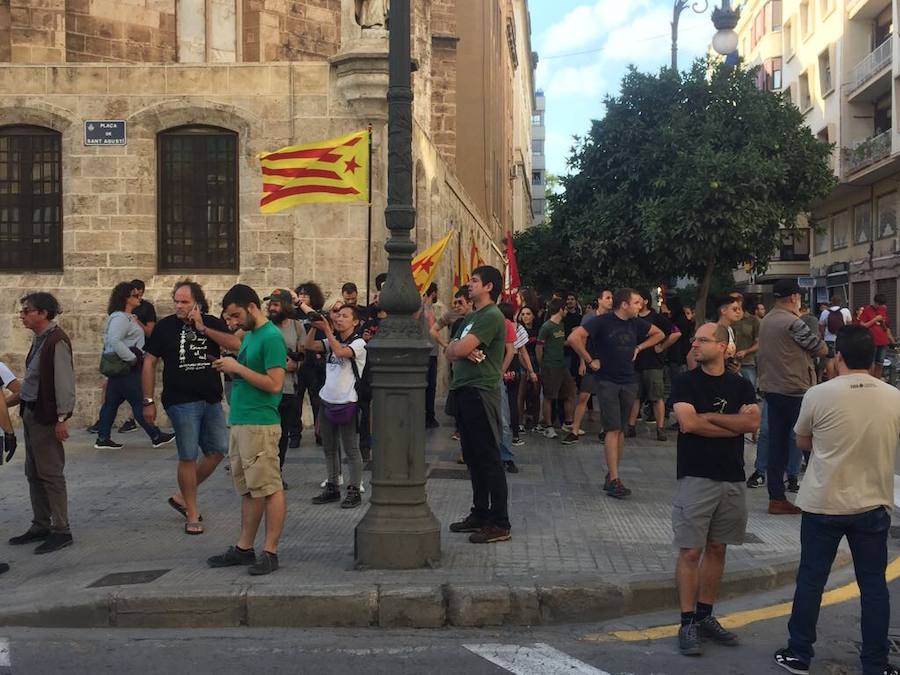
0, 271, 899, 674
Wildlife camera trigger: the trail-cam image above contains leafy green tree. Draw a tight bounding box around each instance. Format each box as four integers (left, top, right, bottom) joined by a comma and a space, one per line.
546, 59, 835, 321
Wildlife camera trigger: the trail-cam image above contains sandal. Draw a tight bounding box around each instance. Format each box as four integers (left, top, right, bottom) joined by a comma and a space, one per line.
168, 497, 203, 522
184, 522, 203, 535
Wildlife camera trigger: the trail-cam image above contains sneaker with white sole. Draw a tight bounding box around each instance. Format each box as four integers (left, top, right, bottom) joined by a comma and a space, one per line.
94, 438, 123, 449
542, 427, 558, 439
773, 648, 809, 674
152, 432, 176, 448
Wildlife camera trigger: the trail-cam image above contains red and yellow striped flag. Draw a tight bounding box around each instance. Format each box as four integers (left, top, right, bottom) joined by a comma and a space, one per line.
412, 232, 453, 295
259, 130, 369, 214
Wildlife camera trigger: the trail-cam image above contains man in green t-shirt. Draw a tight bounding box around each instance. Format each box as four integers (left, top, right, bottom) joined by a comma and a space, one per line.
446, 266, 511, 544
207, 284, 287, 576
537, 298, 576, 438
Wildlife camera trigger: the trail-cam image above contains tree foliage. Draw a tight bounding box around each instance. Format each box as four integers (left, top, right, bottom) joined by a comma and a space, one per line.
518, 59, 836, 319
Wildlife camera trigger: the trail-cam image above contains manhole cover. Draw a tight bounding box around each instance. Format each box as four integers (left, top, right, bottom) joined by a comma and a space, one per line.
88, 569, 171, 588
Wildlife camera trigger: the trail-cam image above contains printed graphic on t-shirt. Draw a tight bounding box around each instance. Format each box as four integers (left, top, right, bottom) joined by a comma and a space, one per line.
178, 325, 215, 372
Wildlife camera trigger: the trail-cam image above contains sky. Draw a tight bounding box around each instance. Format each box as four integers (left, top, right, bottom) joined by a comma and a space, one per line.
530, 0, 718, 178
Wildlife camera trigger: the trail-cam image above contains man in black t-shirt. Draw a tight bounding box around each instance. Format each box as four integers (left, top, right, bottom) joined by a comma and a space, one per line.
670, 322, 759, 657
567, 288, 664, 499
142, 281, 232, 534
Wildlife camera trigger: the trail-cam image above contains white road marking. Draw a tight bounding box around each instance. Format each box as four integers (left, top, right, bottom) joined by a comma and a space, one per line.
463, 643, 611, 675
0, 638, 9, 667
894, 474, 900, 510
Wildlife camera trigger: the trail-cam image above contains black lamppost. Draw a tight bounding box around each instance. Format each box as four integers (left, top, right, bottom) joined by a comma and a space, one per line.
354, 0, 441, 569
672, 0, 740, 70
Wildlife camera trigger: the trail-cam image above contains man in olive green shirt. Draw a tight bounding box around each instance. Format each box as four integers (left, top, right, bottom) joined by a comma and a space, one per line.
207, 284, 287, 576
537, 299, 576, 436
445, 266, 511, 544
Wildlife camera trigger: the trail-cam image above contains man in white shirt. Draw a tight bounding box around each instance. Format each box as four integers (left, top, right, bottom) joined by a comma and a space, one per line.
818, 296, 853, 381
774, 325, 900, 675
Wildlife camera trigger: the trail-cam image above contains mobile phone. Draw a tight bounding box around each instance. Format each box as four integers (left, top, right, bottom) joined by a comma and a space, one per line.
306, 311, 324, 322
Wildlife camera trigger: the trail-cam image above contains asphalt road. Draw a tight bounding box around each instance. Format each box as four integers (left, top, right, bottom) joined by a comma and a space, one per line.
2, 556, 897, 674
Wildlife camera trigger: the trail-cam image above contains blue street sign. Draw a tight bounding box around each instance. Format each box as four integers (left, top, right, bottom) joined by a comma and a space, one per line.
84, 120, 126, 146
797, 276, 817, 288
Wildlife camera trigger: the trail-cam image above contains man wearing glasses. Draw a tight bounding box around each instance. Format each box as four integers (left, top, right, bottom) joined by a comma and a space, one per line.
9, 293, 76, 554
670, 322, 760, 656
142, 281, 232, 535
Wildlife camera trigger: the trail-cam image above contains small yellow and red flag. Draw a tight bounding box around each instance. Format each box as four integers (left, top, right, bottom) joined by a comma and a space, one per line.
452, 231, 470, 295
412, 232, 453, 295
258, 130, 369, 214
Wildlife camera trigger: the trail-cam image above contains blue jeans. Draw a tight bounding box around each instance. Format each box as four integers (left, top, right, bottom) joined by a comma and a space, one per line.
754, 399, 802, 477
98, 370, 161, 442
499, 380, 514, 462
166, 400, 228, 461
764, 393, 803, 500
788, 507, 891, 674
739, 365, 757, 390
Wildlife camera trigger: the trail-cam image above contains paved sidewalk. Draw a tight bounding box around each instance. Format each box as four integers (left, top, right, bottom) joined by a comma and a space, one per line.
0, 413, 824, 628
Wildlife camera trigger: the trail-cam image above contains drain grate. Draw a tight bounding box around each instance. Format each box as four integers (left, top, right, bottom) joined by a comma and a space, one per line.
428, 467, 470, 480
88, 569, 171, 588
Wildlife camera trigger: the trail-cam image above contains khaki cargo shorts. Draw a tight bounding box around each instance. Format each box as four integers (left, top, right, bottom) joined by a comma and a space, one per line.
672, 476, 747, 549
228, 424, 283, 498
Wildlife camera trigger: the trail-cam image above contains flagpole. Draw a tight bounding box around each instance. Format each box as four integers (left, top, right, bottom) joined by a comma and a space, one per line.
366, 123, 374, 305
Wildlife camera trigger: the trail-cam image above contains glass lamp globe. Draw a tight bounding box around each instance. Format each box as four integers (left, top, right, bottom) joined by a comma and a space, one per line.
712, 29, 739, 55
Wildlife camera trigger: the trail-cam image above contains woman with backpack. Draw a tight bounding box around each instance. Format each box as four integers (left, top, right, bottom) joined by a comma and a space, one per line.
304, 304, 368, 509
95, 282, 175, 450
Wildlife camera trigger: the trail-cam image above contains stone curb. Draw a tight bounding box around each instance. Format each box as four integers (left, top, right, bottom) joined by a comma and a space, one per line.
0, 552, 850, 629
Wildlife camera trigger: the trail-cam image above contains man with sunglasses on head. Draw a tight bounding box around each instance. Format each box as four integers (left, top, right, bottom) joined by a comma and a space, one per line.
9, 293, 76, 554
143, 281, 233, 535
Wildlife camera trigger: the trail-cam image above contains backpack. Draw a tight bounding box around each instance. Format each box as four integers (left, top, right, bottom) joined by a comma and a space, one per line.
343, 333, 372, 403
826, 308, 846, 335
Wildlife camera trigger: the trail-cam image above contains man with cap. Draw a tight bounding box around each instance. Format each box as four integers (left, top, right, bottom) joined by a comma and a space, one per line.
757, 279, 827, 515
264, 289, 306, 484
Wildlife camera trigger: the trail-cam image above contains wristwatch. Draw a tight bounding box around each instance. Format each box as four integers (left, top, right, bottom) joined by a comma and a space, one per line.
142, 397, 155, 407
57, 414, 69, 423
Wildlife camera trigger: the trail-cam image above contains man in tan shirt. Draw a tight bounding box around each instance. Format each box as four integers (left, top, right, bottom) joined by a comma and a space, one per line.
774, 325, 900, 675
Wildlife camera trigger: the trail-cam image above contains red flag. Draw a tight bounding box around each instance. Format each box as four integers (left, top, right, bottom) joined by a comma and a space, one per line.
503, 231, 520, 312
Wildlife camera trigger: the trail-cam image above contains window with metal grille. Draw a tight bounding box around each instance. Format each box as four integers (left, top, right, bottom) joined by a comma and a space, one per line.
876, 278, 897, 328
0, 125, 62, 272
852, 280, 871, 312
158, 126, 238, 272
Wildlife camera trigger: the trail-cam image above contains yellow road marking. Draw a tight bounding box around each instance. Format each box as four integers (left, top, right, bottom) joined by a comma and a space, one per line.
582, 556, 900, 643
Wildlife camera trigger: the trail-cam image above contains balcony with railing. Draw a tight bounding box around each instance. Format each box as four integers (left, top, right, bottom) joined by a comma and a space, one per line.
842, 129, 891, 175
848, 36, 892, 96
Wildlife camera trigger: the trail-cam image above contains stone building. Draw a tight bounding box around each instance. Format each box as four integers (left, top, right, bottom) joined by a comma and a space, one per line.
0, 0, 537, 423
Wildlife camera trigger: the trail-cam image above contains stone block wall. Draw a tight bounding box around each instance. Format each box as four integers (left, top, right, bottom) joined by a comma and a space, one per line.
2, 0, 66, 63
429, 0, 456, 168
64, 0, 176, 63
0, 61, 499, 425
243, 0, 340, 62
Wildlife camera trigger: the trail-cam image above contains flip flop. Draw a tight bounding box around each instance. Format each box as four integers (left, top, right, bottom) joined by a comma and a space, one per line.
184, 522, 203, 535
168, 497, 203, 522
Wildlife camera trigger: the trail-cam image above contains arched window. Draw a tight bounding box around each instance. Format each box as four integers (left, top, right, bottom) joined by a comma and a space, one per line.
0, 125, 63, 271
158, 125, 238, 271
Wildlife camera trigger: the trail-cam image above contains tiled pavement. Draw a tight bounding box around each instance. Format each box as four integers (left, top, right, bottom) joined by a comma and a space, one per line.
0, 412, 807, 599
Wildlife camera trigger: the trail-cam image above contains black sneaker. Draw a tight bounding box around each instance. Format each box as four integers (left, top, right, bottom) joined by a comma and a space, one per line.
311, 482, 341, 504
9, 528, 50, 545
603, 472, 611, 490
695, 615, 738, 645
503, 460, 519, 474
34, 532, 73, 554
786, 476, 800, 493
598, 431, 606, 443
746, 471, 766, 489
208, 545, 255, 568
678, 622, 702, 656
0, 562, 8, 575
605, 478, 631, 499
118, 418, 139, 434
450, 514, 485, 533
86, 420, 100, 434
882, 666, 900, 675
288, 434, 301, 449
773, 647, 809, 674
625, 425, 637, 438
248, 551, 279, 575
560, 432, 579, 445
655, 427, 667, 442
152, 431, 176, 448
94, 437, 123, 449
469, 526, 511, 544
341, 486, 362, 509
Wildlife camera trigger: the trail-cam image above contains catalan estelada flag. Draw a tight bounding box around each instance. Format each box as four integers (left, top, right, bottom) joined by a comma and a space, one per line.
412, 232, 453, 295
258, 130, 370, 214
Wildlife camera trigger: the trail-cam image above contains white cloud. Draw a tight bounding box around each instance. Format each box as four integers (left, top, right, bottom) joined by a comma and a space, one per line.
544, 62, 605, 99
540, 0, 653, 55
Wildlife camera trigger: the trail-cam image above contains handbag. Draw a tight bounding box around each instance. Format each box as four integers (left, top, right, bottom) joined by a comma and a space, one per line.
98, 317, 132, 377
323, 402, 358, 426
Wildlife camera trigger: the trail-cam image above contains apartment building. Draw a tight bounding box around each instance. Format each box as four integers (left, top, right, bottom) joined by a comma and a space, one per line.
531, 90, 547, 226
734, 0, 900, 319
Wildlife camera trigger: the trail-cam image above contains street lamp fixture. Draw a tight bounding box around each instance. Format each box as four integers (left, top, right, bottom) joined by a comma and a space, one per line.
711, 0, 741, 56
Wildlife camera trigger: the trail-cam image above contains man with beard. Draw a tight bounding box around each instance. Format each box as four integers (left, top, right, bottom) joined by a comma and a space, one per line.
143, 281, 231, 535
263, 289, 306, 486
208, 284, 287, 575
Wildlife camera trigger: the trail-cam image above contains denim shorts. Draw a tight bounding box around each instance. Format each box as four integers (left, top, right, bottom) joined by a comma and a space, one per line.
166, 400, 228, 461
